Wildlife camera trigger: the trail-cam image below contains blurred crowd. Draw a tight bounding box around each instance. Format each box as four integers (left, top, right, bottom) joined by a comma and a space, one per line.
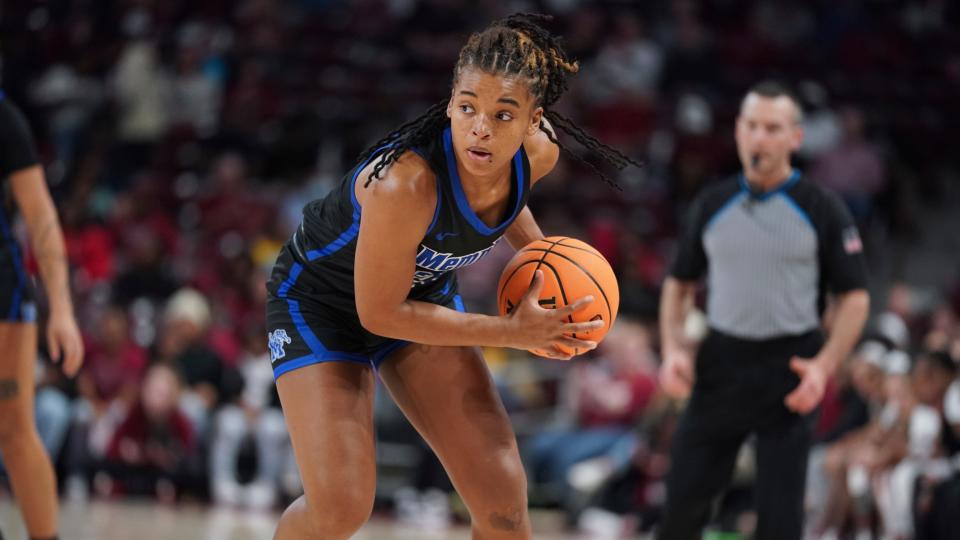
2, 0, 960, 537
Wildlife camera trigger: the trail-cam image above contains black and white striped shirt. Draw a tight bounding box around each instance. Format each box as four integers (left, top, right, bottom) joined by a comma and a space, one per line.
670, 170, 868, 340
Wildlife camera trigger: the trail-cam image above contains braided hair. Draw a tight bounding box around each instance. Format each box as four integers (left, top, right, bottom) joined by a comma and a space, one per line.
359, 13, 641, 189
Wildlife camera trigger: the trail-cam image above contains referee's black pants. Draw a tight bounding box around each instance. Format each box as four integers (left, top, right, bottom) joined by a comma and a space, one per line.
658, 329, 824, 540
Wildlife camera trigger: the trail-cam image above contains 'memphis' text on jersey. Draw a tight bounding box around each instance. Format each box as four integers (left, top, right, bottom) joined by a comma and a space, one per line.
413, 241, 499, 287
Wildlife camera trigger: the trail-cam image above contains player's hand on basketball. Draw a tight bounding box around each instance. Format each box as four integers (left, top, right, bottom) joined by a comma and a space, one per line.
784, 357, 827, 414
506, 270, 602, 355
659, 348, 695, 399
47, 309, 84, 377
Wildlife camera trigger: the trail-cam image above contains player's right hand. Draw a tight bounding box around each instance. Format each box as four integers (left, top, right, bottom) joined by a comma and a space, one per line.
504, 270, 603, 355
659, 349, 695, 399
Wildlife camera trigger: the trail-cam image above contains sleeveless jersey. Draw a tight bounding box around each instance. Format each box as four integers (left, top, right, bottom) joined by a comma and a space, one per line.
268, 125, 531, 308
0, 91, 40, 322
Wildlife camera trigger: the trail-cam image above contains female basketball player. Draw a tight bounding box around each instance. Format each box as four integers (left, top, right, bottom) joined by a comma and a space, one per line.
266, 14, 639, 539
0, 92, 84, 540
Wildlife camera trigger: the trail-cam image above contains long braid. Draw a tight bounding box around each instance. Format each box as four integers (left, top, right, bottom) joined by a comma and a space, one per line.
358, 13, 642, 188
357, 101, 448, 188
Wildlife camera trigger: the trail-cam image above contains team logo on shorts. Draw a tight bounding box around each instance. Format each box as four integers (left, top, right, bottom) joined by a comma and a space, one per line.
268, 329, 293, 363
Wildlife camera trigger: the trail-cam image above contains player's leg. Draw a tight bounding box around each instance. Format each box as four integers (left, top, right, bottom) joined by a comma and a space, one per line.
273, 361, 377, 540
0, 322, 59, 539
379, 344, 531, 539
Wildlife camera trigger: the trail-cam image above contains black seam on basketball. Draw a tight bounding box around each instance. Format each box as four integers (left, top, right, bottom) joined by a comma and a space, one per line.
536, 240, 577, 336
499, 259, 543, 312
536, 260, 571, 335
517, 248, 615, 322
554, 237, 609, 263
522, 247, 606, 261
530, 250, 613, 324
531, 238, 564, 276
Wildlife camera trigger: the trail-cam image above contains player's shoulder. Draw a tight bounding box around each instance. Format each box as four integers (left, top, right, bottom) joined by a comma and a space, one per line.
356, 149, 437, 209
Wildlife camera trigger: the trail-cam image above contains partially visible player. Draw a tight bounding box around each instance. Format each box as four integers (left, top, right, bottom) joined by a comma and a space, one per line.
0, 91, 84, 540
266, 14, 640, 539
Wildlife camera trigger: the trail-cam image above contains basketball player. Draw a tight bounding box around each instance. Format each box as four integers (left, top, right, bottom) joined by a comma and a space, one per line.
266, 14, 641, 539
0, 92, 84, 540
657, 81, 870, 540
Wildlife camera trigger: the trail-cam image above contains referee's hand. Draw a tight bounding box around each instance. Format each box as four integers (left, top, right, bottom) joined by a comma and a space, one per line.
659, 350, 695, 399
784, 357, 827, 414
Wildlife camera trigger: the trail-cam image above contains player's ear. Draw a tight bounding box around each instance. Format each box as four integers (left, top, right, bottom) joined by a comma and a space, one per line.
528, 107, 543, 136
446, 89, 455, 119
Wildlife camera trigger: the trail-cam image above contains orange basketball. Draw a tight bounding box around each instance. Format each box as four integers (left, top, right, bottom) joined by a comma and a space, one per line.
497, 236, 619, 359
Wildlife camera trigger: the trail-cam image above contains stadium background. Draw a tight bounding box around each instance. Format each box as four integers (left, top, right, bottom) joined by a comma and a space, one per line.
1, 0, 959, 538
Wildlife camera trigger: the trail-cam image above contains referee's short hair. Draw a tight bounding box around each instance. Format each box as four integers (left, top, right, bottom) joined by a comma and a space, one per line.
742, 80, 804, 123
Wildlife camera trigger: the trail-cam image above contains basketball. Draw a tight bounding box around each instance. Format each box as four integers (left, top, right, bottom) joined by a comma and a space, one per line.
497, 237, 620, 358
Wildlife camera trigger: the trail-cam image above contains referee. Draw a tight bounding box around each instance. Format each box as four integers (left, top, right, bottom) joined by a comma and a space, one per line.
656, 81, 870, 540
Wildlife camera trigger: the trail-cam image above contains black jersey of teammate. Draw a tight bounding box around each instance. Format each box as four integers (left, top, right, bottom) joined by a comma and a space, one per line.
276, 125, 530, 303
0, 91, 41, 221
0, 91, 41, 321
1, 92, 40, 260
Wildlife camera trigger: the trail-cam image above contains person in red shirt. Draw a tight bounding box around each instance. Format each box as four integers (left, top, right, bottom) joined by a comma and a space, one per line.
98, 363, 196, 502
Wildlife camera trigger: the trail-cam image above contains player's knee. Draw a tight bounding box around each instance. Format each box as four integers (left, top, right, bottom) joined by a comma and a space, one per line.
301, 479, 374, 536
467, 448, 529, 518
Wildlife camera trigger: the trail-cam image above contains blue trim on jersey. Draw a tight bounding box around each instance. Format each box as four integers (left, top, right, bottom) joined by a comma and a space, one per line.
350, 144, 393, 213
704, 192, 748, 235
426, 174, 442, 235
453, 294, 465, 312
306, 211, 360, 261
273, 262, 371, 378
285, 298, 324, 356
442, 128, 524, 236
302, 144, 401, 262
276, 262, 303, 298
781, 193, 815, 231
0, 205, 26, 320
272, 352, 369, 378
0, 89, 5, 101
406, 145, 442, 233
739, 169, 801, 201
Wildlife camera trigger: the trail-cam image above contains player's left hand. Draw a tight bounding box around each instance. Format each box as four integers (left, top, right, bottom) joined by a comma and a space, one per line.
47, 309, 85, 377
784, 357, 827, 414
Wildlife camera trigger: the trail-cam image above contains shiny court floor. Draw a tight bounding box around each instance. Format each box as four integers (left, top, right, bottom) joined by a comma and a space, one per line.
0, 500, 605, 540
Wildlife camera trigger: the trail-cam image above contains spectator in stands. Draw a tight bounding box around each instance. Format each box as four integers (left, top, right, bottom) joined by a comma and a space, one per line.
811, 107, 886, 224
97, 363, 197, 502
210, 327, 288, 510
156, 288, 241, 438
525, 320, 657, 509
67, 306, 148, 490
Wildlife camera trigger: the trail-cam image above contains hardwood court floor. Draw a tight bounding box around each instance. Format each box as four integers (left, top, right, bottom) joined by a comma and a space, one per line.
0, 500, 599, 540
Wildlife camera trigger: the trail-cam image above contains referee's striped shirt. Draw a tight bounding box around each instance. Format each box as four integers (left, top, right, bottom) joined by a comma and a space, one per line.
670, 170, 868, 340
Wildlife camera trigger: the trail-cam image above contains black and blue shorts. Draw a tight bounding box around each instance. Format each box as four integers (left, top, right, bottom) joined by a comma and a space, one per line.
0, 231, 36, 323
265, 249, 464, 380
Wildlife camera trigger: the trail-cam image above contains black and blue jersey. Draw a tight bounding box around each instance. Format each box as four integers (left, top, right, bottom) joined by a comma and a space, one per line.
265, 125, 530, 378
0, 91, 39, 323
